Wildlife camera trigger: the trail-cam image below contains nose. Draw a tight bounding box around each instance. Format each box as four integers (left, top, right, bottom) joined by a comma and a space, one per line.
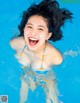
31, 29, 38, 36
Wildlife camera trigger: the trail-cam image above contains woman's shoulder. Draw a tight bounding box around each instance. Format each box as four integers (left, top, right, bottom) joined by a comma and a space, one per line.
10, 36, 25, 51
46, 42, 63, 65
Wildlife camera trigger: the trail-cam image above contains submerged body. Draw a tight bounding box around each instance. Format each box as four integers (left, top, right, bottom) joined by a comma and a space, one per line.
11, 36, 62, 103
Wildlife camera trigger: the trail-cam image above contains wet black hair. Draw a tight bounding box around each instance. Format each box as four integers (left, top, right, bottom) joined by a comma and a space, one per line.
18, 0, 73, 42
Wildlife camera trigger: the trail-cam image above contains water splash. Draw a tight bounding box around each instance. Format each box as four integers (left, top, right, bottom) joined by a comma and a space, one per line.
63, 49, 80, 57
60, 101, 64, 103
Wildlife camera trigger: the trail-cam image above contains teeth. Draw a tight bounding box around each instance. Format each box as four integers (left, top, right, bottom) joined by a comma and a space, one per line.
29, 37, 38, 41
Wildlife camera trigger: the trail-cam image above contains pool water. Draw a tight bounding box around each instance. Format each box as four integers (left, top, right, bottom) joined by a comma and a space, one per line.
0, 0, 80, 103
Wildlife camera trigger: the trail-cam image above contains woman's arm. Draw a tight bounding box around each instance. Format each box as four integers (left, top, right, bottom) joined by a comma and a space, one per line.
51, 47, 63, 65
47, 43, 63, 65
10, 36, 25, 51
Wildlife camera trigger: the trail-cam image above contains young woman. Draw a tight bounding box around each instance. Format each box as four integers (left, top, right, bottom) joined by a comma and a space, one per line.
10, 0, 73, 103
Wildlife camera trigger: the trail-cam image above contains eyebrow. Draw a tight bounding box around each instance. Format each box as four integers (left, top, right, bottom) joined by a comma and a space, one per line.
26, 23, 33, 26
38, 25, 46, 29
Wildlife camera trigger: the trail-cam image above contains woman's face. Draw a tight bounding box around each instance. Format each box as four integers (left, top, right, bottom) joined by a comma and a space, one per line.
24, 15, 52, 52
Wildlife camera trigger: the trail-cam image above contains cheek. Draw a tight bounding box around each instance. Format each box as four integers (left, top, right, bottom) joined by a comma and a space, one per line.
40, 35, 47, 42
24, 30, 29, 37
40, 33, 47, 39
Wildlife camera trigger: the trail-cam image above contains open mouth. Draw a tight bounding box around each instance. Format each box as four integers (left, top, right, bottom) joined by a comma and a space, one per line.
28, 37, 39, 46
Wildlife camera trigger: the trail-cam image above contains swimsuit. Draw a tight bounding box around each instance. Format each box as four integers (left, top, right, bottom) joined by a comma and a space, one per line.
21, 66, 56, 86
15, 44, 56, 86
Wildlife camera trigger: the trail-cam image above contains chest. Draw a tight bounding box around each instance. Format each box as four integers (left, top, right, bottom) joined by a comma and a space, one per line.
21, 52, 53, 70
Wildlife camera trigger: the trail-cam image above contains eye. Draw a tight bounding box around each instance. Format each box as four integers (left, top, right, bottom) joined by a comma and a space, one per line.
25, 25, 32, 29
38, 28, 44, 31
27, 26, 32, 28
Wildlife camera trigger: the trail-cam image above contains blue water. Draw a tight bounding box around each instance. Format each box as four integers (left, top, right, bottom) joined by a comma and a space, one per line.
0, 0, 80, 103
